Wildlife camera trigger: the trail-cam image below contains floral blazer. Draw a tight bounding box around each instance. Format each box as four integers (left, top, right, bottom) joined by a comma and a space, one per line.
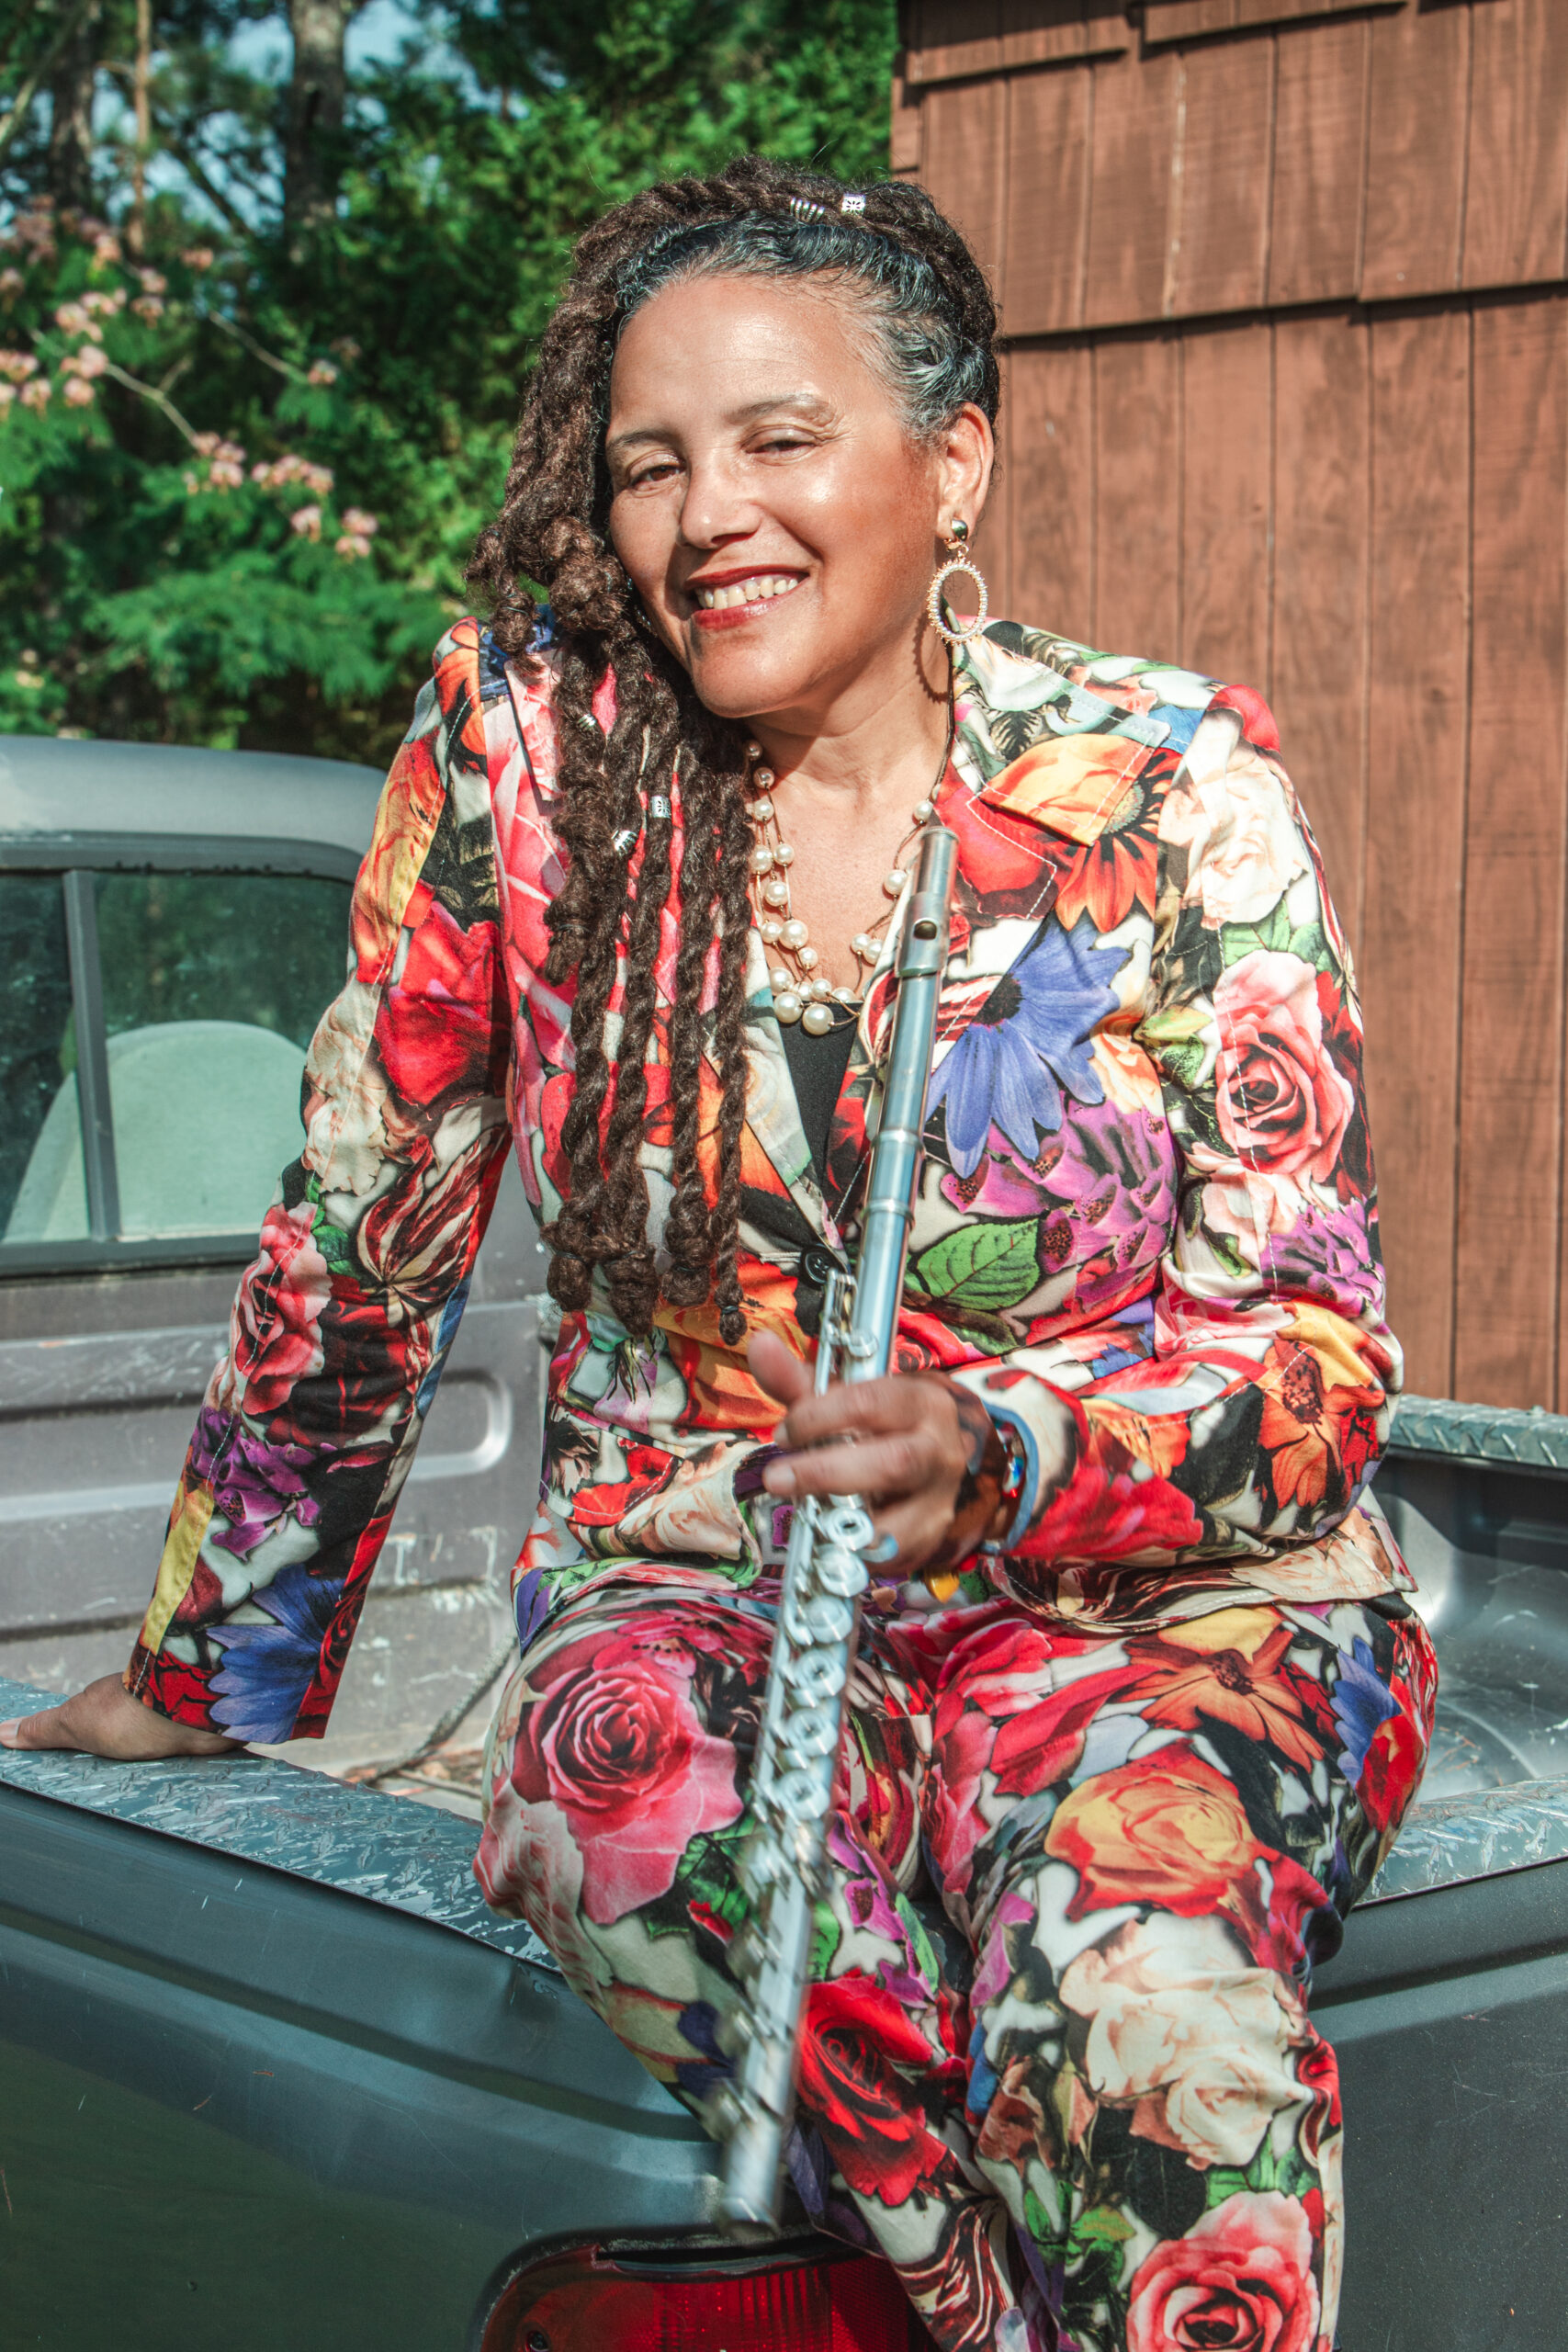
128, 617, 1412, 1744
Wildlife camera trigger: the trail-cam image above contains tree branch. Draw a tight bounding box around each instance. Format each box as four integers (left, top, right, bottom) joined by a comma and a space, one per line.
100, 356, 198, 445
203, 308, 305, 382
0, 0, 97, 167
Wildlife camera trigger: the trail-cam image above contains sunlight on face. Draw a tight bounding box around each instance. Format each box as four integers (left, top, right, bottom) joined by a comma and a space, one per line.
604, 274, 955, 729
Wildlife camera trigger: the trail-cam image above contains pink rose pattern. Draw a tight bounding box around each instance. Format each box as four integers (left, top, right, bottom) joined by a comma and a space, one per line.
220, 1201, 331, 1419
131, 615, 1408, 1734
122, 617, 1430, 2343
478, 1576, 1435, 2352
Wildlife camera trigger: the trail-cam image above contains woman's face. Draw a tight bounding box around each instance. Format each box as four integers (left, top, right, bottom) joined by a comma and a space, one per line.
604, 272, 991, 728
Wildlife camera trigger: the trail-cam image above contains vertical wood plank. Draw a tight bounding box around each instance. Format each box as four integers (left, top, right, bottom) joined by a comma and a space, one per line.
1004, 344, 1096, 636
1178, 321, 1271, 686
1083, 47, 1179, 328
1143, 0, 1234, 36
999, 0, 1130, 71
1461, 0, 1568, 293
977, 349, 1015, 629
904, 0, 1002, 85
1235, 0, 1393, 22
919, 80, 1009, 306
1168, 32, 1273, 318
1145, 0, 1404, 28
1457, 296, 1568, 1407
1271, 314, 1369, 950
1360, 3, 1469, 301
1002, 60, 1092, 335
1093, 332, 1180, 656
1267, 15, 1367, 307
890, 62, 923, 176
1359, 310, 1471, 1401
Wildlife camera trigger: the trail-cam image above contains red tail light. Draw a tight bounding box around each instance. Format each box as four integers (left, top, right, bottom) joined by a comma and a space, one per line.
480, 2242, 935, 2351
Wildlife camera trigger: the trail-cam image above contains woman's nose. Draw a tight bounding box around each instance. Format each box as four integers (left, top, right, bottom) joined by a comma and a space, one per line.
677, 457, 759, 549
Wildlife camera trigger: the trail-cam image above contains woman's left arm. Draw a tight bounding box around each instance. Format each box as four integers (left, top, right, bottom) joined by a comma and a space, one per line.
763, 685, 1398, 1584
978, 683, 1399, 1577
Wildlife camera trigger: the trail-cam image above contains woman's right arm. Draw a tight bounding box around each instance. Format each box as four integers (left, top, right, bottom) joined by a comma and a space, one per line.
2, 623, 515, 1758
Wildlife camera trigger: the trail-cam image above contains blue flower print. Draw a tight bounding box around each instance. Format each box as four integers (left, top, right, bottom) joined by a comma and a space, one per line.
209, 1563, 341, 1741
1332, 1636, 1400, 1784
927, 916, 1123, 1179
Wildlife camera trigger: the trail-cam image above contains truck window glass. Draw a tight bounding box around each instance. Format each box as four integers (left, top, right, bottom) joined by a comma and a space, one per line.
0, 875, 84, 1244
5, 869, 352, 1250
93, 871, 353, 1240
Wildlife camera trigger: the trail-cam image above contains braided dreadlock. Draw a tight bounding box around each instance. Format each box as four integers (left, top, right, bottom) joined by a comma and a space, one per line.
468, 156, 999, 1349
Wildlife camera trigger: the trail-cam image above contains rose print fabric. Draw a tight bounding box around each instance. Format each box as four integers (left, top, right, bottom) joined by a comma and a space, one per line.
120, 612, 1430, 2349
477, 1572, 1437, 2352
127, 614, 1412, 1737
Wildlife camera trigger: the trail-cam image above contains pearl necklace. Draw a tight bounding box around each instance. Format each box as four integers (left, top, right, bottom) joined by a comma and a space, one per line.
743, 732, 946, 1034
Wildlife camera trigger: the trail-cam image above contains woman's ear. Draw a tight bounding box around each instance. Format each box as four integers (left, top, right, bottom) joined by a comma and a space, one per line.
935, 402, 995, 537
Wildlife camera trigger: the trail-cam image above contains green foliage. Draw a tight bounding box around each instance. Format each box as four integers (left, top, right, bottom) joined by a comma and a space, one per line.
0, 0, 897, 761
909, 1216, 1045, 1317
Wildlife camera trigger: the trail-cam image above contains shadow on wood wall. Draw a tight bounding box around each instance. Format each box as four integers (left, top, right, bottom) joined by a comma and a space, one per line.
897, 0, 1568, 1412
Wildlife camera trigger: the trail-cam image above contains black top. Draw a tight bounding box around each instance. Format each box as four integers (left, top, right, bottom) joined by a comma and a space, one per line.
780, 1014, 857, 1192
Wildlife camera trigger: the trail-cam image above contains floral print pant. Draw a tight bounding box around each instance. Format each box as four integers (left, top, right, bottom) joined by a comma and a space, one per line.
476, 1576, 1437, 2352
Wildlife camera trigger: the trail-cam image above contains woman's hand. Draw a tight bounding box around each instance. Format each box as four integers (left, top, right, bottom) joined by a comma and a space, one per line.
750, 1329, 1008, 1584
0, 1675, 240, 1760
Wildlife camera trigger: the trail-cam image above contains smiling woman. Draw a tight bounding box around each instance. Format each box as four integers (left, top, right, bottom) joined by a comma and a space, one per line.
5, 156, 1436, 2352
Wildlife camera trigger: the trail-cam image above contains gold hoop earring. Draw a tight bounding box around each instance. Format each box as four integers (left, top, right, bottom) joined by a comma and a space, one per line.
926, 519, 989, 647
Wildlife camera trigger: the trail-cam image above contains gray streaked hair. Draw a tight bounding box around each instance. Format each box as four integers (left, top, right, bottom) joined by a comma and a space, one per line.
610, 209, 1000, 444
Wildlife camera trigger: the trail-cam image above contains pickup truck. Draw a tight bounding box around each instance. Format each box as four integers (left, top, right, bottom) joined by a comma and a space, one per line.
4, 736, 1567, 2350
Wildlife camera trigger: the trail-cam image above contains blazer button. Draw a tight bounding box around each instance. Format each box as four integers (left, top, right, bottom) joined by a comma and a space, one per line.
800, 1246, 840, 1287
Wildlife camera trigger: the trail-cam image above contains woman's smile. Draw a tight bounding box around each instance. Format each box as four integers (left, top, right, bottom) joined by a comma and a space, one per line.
686, 567, 806, 626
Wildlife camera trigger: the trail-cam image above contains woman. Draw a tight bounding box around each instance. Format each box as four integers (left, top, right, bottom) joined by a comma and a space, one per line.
4, 159, 1434, 2352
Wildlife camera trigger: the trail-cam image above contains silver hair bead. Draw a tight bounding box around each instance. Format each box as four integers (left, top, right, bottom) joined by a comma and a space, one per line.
840, 192, 866, 215
649, 795, 671, 819
612, 827, 638, 856
788, 196, 827, 222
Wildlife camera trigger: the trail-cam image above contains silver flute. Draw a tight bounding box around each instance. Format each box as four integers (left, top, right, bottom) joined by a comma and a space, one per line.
716, 821, 959, 2233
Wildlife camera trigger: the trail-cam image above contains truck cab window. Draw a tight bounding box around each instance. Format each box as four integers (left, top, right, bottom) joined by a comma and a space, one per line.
0, 876, 80, 1243
4, 868, 352, 1254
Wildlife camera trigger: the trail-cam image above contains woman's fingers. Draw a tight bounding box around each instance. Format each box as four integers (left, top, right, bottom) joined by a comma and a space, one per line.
748, 1329, 815, 1412
762, 1430, 932, 1503
778, 1373, 919, 1450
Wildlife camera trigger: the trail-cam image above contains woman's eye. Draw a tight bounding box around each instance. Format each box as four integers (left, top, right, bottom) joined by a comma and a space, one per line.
626, 459, 680, 489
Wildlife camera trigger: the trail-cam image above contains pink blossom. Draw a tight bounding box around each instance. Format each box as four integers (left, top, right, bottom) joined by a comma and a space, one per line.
62, 376, 95, 407
307, 359, 338, 386
1127, 2190, 1319, 2352
180, 246, 216, 271
19, 376, 51, 410
130, 295, 164, 322
1212, 951, 1353, 1187
508, 1611, 749, 1924
223, 1201, 331, 1419
290, 504, 322, 539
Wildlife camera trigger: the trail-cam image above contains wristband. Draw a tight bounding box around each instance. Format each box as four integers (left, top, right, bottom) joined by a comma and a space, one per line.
976, 1415, 1030, 1555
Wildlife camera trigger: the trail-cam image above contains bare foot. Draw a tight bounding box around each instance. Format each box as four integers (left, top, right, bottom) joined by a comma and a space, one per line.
0, 1674, 240, 1760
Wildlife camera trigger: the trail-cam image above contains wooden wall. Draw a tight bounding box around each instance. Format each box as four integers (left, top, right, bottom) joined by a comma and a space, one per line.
896, 0, 1568, 1411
